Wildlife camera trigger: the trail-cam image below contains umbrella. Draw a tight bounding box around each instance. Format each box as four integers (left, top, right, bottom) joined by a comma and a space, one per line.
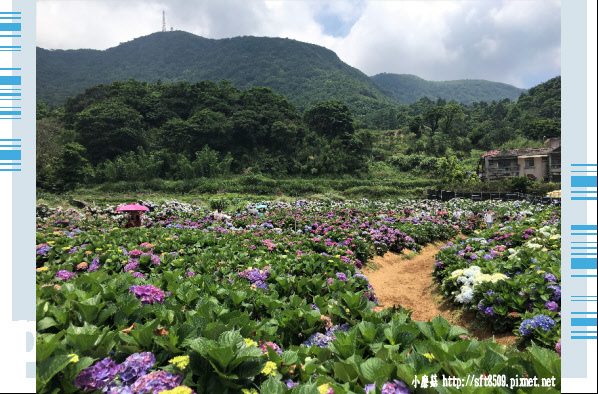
256, 205, 267, 209
116, 204, 149, 212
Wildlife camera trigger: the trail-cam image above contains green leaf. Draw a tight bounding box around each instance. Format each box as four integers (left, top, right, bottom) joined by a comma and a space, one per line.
218, 330, 243, 349
414, 321, 435, 340
333, 362, 358, 383
482, 348, 508, 375
358, 321, 377, 342
207, 347, 235, 370
281, 350, 299, 366
432, 316, 451, 339
292, 384, 320, 394
37, 317, 59, 331
359, 357, 385, 383
36, 332, 66, 363
261, 377, 286, 394
37, 354, 74, 385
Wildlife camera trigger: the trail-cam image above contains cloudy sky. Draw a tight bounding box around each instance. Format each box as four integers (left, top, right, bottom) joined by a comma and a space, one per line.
36, 0, 561, 88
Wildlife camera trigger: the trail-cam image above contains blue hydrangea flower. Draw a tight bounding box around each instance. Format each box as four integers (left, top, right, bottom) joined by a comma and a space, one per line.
532, 314, 556, 332
518, 319, 537, 336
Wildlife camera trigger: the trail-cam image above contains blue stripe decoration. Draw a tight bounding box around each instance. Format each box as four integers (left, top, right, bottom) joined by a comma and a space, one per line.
0, 163, 20, 165
0, 169, 21, 172
572, 225, 598, 230
571, 258, 597, 269
0, 150, 20, 160
572, 176, 598, 188
572, 336, 598, 340
0, 111, 21, 115
572, 312, 598, 314
0, 23, 20, 31
0, 93, 21, 96
572, 318, 598, 326
0, 76, 20, 85
572, 164, 598, 166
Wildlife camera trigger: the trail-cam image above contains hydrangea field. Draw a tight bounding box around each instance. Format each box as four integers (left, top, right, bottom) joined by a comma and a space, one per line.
36, 199, 561, 393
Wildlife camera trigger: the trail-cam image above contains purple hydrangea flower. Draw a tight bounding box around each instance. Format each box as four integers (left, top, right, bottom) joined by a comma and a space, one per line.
547, 284, 561, 301
364, 383, 376, 393
544, 273, 558, 283
89, 257, 100, 273
336, 272, 348, 282
118, 352, 156, 385
74, 358, 120, 391
484, 307, 495, 317
131, 272, 146, 278
54, 270, 78, 281
381, 379, 412, 394
545, 301, 559, 312
123, 261, 139, 272
129, 285, 165, 305
130, 370, 183, 394
286, 380, 299, 389
36, 245, 52, 255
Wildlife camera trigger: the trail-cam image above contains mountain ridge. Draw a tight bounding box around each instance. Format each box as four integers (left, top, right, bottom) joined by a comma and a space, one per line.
38, 31, 527, 113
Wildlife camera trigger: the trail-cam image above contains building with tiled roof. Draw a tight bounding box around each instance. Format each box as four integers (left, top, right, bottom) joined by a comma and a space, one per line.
477, 138, 561, 182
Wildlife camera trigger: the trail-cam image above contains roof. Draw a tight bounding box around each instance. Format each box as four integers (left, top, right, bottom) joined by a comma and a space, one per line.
482, 147, 554, 159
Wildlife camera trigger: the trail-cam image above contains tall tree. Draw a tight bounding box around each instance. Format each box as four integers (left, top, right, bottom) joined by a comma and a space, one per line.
303, 100, 355, 140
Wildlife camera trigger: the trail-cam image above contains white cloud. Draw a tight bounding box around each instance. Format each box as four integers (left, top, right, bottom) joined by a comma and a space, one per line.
35, 0, 561, 88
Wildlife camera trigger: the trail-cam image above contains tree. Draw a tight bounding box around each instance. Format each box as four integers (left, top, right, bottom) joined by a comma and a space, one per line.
53, 143, 90, 191
408, 115, 423, 136
36, 118, 63, 171
436, 155, 479, 186
440, 104, 465, 135
423, 107, 443, 133
303, 100, 355, 140
74, 100, 146, 163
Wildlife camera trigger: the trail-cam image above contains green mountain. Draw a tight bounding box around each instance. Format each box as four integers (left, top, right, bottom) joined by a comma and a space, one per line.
37, 31, 395, 118
37, 31, 527, 117
371, 73, 526, 105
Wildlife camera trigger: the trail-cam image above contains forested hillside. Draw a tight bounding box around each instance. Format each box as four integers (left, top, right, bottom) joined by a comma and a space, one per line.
38, 31, 526, 128
36, 76, 560, 193
37, 32, 396, 121
371, 73, 526, 105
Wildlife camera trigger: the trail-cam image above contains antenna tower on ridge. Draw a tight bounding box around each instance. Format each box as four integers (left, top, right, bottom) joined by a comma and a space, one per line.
162, 10, 166, 32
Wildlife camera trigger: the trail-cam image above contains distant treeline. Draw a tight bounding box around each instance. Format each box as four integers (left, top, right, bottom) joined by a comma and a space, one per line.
36, 76, 560, 192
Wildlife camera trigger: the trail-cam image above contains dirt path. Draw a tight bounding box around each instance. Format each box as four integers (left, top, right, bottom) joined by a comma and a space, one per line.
363, 241, 518, 345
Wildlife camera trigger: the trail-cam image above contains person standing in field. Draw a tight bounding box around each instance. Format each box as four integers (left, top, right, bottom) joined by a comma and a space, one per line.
124, 211, 142, 228
484, 210, 493, 228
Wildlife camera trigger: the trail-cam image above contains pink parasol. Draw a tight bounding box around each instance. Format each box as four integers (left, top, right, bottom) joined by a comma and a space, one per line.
116, 204, 149, 212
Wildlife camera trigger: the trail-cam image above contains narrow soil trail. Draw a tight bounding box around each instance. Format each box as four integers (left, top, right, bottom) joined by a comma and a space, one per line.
363, 241, 518, 346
